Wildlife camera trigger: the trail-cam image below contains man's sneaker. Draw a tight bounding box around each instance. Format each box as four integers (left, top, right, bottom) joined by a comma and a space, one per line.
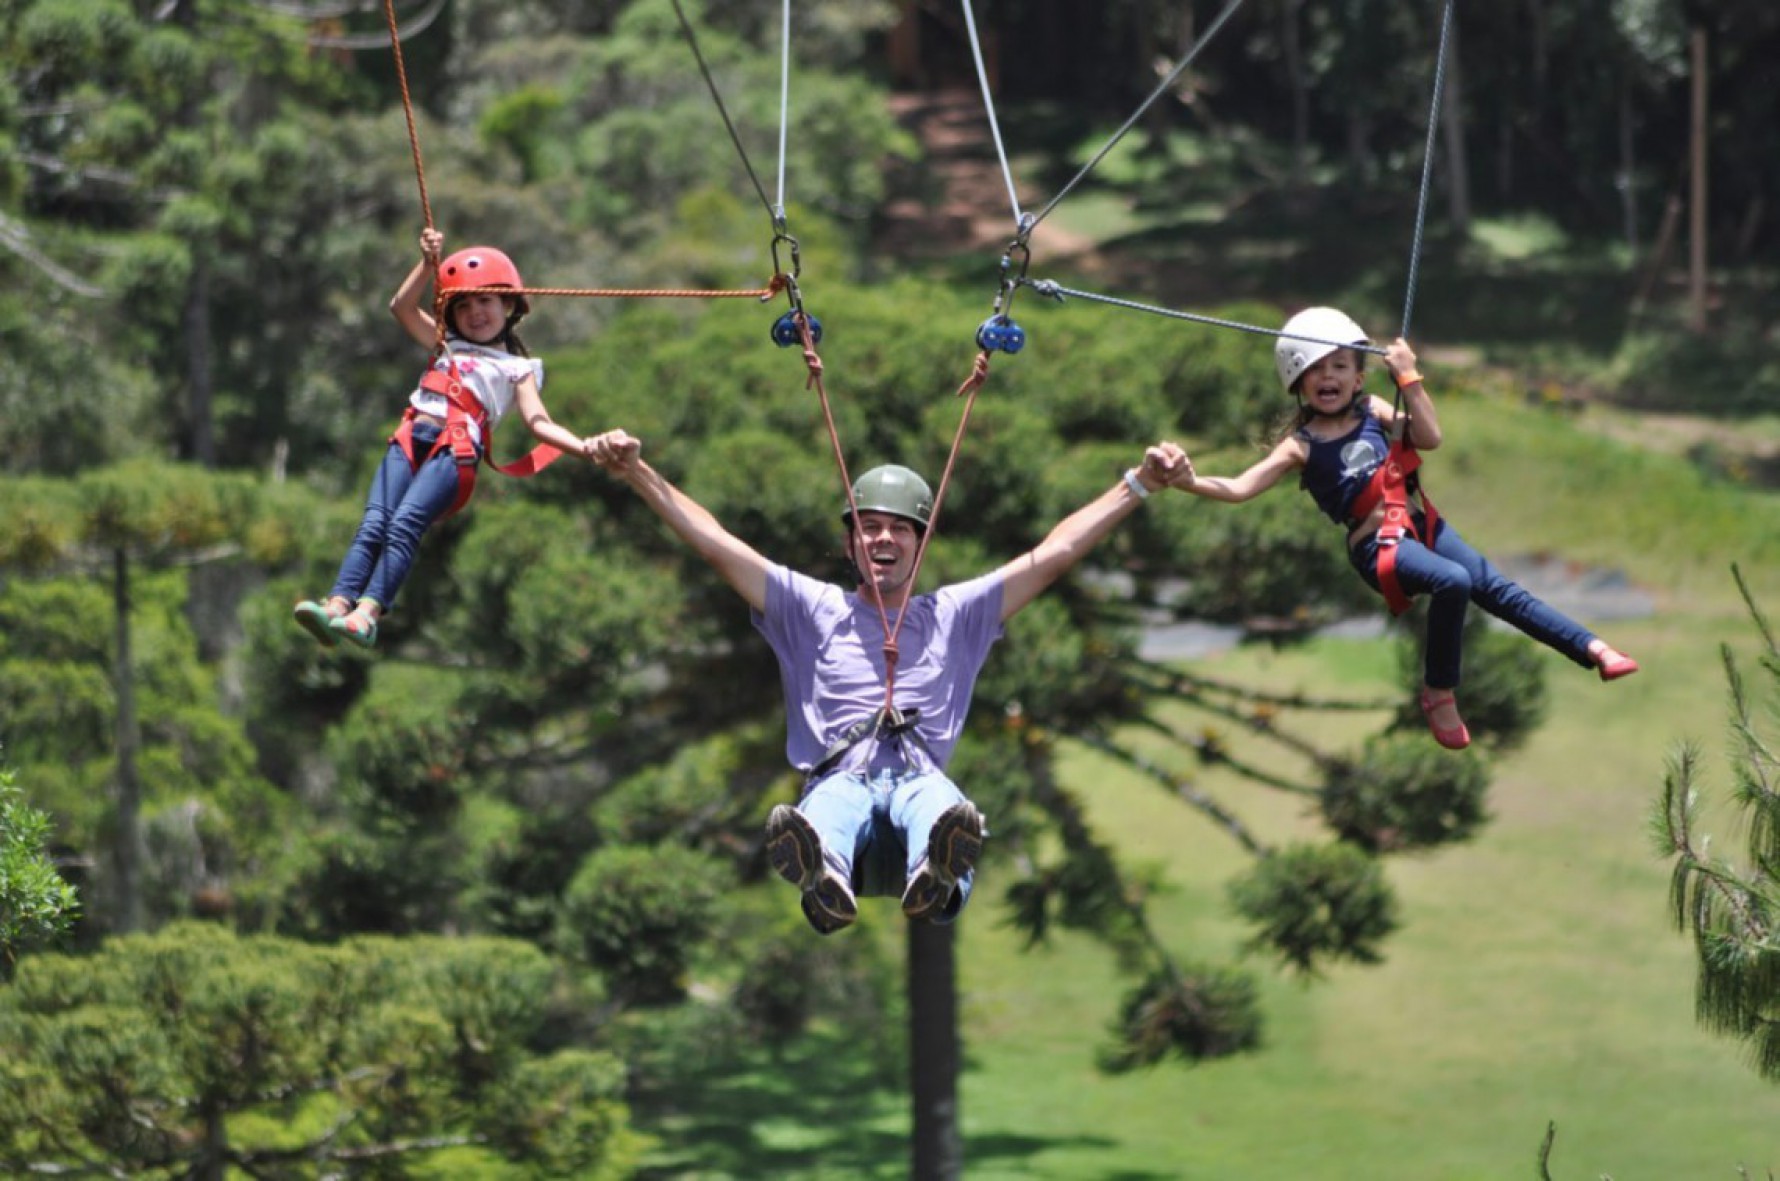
765, 804, 857, 935
901, 801, 985, 922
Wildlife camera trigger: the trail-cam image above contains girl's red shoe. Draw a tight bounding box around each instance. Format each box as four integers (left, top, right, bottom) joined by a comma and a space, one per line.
1419, 689, 1471, 751
1593, 645, 1640, 682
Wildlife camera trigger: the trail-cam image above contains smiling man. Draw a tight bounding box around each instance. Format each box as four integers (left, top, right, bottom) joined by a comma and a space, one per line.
589, 430, 1184, 934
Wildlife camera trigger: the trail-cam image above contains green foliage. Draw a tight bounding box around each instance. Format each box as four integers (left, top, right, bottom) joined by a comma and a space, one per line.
727, 914, 899, 1050
1321, 731, 1492, 853
595, 720, 787, 846
1653, 569, 1780, 1080
558, 843, 727, 1004
0, 924, 639, 1177
1098, 962, 1263, 1072
1226, 841, 1398, 975
0, 553, 292, 932
0, 766, 79, 972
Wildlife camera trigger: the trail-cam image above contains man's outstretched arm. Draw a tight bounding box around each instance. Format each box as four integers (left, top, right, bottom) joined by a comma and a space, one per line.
588, 429, 771, 612
995, 441, 1186, 622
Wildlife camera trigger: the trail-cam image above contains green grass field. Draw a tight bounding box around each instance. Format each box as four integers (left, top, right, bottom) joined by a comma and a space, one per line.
944, 395, 1780, 1179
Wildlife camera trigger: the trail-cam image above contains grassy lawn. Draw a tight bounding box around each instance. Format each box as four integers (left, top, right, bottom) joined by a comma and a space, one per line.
956, 610, 1778, 1179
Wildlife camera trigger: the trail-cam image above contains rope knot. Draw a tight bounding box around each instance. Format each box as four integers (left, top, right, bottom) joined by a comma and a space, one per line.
957, 351, 991, 398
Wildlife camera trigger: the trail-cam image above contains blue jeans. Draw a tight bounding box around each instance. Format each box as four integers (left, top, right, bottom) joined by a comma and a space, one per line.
329, 423, 476, 611
1350, 515, 1596, 690
798, 768, 975, 923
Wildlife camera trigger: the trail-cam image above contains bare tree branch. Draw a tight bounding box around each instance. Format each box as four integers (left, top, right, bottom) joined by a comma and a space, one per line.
0, 212, 105, 298
1073, 732, 1268, 857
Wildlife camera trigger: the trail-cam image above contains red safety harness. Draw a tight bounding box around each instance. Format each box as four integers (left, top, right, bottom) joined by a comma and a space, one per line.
391, 356, 563, 518
1346, 429, 1440, 616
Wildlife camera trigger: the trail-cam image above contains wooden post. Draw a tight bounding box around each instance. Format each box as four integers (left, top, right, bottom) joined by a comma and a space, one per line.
1688, 28, 1707, 333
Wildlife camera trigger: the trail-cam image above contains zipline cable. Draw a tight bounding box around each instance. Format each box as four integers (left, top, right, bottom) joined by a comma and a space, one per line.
776, 0, 792, 218
1027, 0, 1251, 236
1399, 0, 1457, 342
1017, 280, 1387, 358
959, 0, 1026, 231
669, 0, 779, 226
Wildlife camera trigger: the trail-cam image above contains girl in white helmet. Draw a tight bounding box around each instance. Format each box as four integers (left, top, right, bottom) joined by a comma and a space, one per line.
1167, 307, 1638, 750
291, 228, 597, 651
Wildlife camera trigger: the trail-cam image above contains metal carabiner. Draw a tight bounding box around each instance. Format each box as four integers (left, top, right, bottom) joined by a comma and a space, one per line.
770, 231, 802, 285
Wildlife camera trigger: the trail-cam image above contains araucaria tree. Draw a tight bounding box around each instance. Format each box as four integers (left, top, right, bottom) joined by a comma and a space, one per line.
1655, 565, 1780, 1080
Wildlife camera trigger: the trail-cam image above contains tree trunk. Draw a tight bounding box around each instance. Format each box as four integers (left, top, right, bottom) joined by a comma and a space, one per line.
1687, 27, 1707, 333
1280, 0, 1308, 170
1617, 68, 1638, 253
908, 919, 962, 1181
112, 547, 145, 934
185, 252, 215, 467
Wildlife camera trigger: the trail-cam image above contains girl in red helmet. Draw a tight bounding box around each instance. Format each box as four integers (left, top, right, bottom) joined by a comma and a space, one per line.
1165, 307, 1638, 751
293, 228, 594, 650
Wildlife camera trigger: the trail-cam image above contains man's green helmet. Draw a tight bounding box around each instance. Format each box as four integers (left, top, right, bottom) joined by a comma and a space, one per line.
842, 464, 933, 531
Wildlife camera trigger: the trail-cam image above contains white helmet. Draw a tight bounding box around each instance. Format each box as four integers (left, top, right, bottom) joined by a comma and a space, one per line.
1274, 307, 1370, 393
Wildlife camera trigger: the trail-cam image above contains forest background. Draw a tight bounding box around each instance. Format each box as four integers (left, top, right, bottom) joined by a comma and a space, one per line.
2, 0, 1779, 1177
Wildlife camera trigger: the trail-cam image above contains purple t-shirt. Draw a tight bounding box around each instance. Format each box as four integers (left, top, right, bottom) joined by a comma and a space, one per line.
751, 565, 1006, 776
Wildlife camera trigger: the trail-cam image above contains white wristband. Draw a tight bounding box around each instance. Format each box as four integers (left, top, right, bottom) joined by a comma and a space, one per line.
1123, 468, 1151, 501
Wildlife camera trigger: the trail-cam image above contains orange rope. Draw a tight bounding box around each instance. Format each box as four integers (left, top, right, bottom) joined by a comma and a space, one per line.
382, 0, 433, 234
797, 311, 995, 712
448, 283, 783, 300
887, 351, 989, 681
793, 316, 904, 695
381, 0, 782, 304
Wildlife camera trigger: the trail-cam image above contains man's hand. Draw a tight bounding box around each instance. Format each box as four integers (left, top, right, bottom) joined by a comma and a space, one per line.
1139, 440, 1188, 492
587, 429, 641, 474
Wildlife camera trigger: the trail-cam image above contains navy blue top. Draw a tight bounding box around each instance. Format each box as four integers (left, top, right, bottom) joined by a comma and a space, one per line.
1296, 400, 1392, 526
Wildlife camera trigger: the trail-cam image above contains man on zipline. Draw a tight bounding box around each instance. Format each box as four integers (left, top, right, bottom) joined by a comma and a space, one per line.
588, 428, 1186, 934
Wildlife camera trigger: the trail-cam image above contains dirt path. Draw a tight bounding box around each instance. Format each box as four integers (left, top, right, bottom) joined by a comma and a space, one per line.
874, 90, 1095, 260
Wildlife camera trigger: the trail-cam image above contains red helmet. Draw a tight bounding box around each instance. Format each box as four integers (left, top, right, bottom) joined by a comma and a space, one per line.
438, 246, 529, 318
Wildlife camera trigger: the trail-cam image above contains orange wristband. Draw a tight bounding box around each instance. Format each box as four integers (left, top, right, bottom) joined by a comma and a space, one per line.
1393, 369, 1425, 388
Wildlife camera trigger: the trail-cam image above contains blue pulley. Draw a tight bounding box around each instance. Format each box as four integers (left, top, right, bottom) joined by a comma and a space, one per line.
976, 315, 1025, 354
771, 310, 822, 348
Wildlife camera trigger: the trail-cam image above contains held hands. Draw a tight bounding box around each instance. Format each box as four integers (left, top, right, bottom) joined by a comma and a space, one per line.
1136, 441, 1188, 493
585, 429, 642, 473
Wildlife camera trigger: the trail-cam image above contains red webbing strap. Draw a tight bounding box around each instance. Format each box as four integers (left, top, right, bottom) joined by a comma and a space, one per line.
416, 363, 565, 514
1352, 439, 1426, 617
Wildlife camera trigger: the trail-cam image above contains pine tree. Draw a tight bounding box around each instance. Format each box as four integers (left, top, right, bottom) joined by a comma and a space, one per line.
1654, 565, 1780, 1080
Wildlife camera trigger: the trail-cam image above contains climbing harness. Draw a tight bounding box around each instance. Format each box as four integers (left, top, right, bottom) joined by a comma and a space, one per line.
805, 707, 934, 783
1345, 426, 1441, 616
393, 356, 561, 520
